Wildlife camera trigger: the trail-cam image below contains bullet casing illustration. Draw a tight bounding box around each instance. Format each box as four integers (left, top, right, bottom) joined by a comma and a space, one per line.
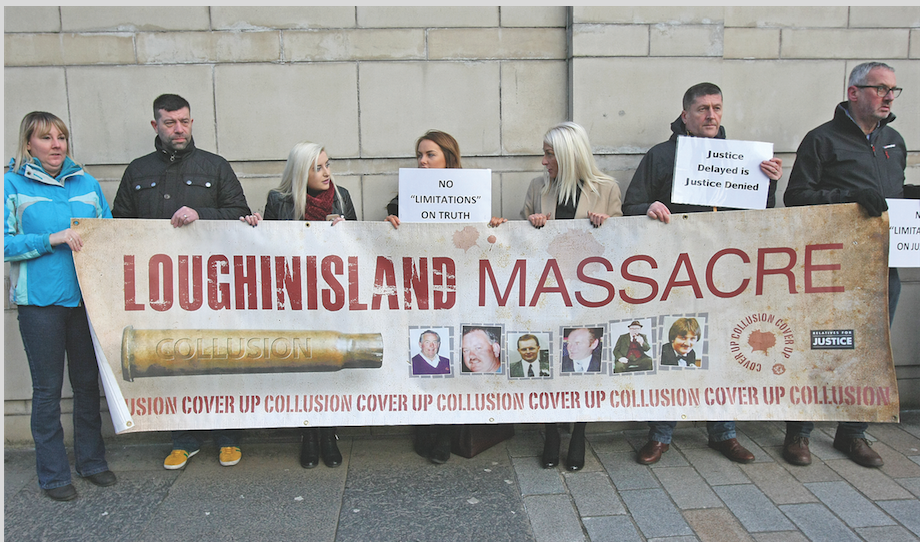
121, 327, 383, 381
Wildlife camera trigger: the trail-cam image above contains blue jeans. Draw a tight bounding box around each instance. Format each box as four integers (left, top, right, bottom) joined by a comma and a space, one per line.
648, 421, 736, 444
18, 304, 108, 490
785, 268, 901, 440
172, 430, 241, 451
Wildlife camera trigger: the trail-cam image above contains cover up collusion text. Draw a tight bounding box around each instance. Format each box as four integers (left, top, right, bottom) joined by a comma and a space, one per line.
122, 243, 845, 312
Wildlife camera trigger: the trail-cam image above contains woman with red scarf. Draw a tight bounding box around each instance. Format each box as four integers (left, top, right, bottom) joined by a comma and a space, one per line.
249, 141, 355, 468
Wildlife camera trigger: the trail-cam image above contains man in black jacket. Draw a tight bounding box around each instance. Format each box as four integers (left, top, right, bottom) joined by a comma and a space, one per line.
782, 62, 906, 469
113, 94, 251, 470
623, 82, 784, 466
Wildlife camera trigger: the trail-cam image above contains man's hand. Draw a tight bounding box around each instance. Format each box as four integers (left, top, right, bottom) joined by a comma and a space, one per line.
850, 188, 887, 217
759, 157, 783, 181
528, 213, 551, 228
240, 212, 262, 226
647, 201, 671, 223
171, 206, 200, 228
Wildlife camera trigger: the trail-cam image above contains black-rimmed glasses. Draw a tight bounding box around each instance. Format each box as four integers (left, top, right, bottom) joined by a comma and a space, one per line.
856, 85, 902, 98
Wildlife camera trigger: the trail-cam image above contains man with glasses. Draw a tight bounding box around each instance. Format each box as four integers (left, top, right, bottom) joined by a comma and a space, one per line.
782, 62, 906, 468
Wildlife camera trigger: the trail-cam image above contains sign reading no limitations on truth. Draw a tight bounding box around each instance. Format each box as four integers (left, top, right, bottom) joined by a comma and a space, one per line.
672, 136, 774, 210
397, 168, 492, 222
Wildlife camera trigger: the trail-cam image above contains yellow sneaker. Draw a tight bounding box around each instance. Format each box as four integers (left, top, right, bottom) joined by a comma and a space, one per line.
219, 446, 242, 466
164, 449, 199, 470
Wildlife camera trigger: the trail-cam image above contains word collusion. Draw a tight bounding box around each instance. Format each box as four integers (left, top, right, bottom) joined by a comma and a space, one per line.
123, 243, 846, 312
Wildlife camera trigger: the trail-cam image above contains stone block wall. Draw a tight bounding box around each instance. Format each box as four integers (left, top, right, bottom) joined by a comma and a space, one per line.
4, 6, 919, 442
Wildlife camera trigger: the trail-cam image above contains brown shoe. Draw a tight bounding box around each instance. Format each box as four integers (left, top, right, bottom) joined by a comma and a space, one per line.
708, 438, 755, 463
782, 435, 811, 466
637, 440, 669, 465
833, 434, 883, 468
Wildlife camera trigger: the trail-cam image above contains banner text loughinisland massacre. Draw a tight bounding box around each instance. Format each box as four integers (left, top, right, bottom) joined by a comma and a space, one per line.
123, 243, 845, 312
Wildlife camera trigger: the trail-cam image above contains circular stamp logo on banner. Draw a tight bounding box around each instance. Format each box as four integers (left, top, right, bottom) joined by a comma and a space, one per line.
729, 312, 795, 373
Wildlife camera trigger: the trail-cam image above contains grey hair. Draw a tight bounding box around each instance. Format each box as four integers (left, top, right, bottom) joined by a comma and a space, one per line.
848, 62, 895, 87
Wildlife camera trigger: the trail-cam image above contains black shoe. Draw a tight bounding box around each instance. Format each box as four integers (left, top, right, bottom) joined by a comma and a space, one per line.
45, 484, 77, 501
320, 427, 343, 468
85, 470, 117, 487
300, 427, 319, 469
566, 423, 586, 471
414, 426, 435, 459
429, 426, 452, 464
542, 424, 560, 468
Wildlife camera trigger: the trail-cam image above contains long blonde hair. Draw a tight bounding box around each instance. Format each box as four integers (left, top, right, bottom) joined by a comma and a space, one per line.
13, 111, 74, 173
274, 141, 342, 220
542, 122, 614, 205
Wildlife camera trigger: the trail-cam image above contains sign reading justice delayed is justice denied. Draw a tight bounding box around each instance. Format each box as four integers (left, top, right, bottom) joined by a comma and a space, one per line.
672, 136, 774, 210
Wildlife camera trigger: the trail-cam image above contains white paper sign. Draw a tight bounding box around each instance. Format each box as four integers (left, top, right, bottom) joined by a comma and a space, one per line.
672, 137, 774, 210
398, 168, 492, 222
887, 198, 920, 267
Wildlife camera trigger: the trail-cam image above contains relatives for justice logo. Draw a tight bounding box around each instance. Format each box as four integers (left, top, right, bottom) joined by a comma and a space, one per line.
810, 330, 855, 350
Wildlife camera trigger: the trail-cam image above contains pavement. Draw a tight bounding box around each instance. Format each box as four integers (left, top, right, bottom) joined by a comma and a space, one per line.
7, 415, 920, 542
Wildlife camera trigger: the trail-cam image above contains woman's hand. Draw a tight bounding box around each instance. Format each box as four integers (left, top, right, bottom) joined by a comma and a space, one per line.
528, 213, 551, 228
587, 212, 609, 228
385, 215, 400, 229
240, 212, 262, 226
49, 228, 84, 252
330, 216, 345, 226
488, 217, 507, 227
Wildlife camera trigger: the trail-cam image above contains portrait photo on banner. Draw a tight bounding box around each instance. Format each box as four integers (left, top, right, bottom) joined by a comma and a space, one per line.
460, 325, 504, 375
611, 317, 656, 375
508, 331, 553, 379
560, 325, 606, 376
408, 326, 454, 377
658, 315, 709, 370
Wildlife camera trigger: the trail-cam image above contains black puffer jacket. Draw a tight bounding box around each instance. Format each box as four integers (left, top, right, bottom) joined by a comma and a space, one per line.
785, 102, 906, 206
113, 137, 251, 219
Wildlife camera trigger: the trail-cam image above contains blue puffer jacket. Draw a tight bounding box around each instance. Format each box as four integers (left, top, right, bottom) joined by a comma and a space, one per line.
4, 156, 112, 307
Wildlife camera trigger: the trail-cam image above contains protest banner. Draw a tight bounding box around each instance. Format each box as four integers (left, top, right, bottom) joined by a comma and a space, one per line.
672, 136, 774, 209
397, 168, 492, 222
887, 199, 920, 267
71, 204, 898, 434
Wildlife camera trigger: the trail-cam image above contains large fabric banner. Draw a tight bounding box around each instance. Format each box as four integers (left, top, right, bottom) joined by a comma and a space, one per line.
72, 204, 898, 434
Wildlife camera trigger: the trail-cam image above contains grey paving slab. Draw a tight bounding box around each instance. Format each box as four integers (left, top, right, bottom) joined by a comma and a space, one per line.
647, 537, 700, 542
855, 525, 920, 542
760, 445, 843, 483
507, 426, 546, 458
878, 499, 920, 537
824, 458, 914, 500
3, 448, 38, 499
683, 508, 756, 542
874, 442, 920, 478
513, 455, 566, 496
803, 428, 849, 462
779, 503, 862, 542
620, 488, 693, 539
867, 423, 920, 456
734, 420, 786, 449
653, 466, 723, 509
711, 484, 794, 532
900, 412, 920, 440
751, 533, 809, 542
734, 432, 772, 463
565, 471, 626, 516
582, 515, 643, 542
681, 447, 751, 486
898, 477, 920, 498
596, 451, 660, 490
524, 494, 584, 542
589, 430, 635, 454
339, 437, 534, 542
140, 442, 347, 541
671, 426, 710, 448
4, 470, 176, 542
739, 462, 818, 505
804, 481, 897, 528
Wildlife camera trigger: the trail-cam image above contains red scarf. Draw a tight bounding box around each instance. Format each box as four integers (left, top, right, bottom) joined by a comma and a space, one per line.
303, 182, 336, 221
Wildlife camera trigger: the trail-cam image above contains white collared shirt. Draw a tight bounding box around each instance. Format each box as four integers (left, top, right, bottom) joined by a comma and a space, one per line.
572, 355, 593, 373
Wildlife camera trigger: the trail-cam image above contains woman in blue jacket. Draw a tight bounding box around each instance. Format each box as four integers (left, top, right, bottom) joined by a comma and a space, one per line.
4, 111, 116, 501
